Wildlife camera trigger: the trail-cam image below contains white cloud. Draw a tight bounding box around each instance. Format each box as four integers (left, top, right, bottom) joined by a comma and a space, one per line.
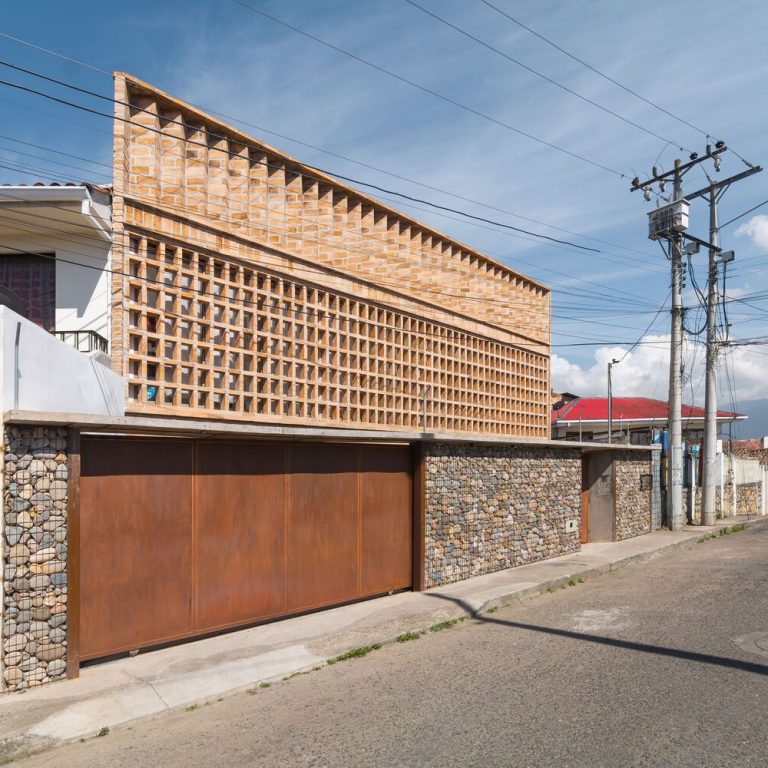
735, 215, 768, 250
552, 334, 768, 406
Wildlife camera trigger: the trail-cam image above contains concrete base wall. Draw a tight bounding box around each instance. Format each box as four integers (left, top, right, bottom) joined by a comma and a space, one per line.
1, 426, 69, 693
423, 443, 582, 588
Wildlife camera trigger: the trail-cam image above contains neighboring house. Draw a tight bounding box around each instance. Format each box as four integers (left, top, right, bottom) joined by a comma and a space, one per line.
0, 183, 111, 346
550, 390, 578, 410
0, 74, 658, 693
551, 396, 745, 444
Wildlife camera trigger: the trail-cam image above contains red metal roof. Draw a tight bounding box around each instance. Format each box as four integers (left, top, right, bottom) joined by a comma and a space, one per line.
551, 397, 741, 425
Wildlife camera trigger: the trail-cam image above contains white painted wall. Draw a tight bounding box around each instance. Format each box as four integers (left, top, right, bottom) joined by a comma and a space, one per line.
724, 453, 762, 485
0, 306, 124, 416
0, 187, 111, 341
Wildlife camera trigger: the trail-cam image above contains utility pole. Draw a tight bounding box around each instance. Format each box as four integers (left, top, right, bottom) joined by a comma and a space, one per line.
631, 145, 728, 530
702, 183, 720, 526
682, 163, 763, 525
668, 159, 685, 530
607, 357, 619, 443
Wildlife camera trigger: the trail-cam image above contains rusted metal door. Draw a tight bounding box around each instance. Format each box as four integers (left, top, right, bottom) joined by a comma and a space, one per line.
286, 444, 360, 611
195, 442, 287, 632
359, 444, 412, 595
79, 438, 194, 660
79, 438, 412, 661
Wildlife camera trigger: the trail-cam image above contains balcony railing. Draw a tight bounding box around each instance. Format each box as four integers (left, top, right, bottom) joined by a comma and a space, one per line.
54, 329, 109, 354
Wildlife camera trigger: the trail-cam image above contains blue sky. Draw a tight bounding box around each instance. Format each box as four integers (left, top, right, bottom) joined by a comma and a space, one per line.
2, 0, 768, 427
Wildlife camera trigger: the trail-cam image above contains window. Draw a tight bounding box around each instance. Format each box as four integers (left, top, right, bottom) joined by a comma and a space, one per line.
0, 253, 56, 330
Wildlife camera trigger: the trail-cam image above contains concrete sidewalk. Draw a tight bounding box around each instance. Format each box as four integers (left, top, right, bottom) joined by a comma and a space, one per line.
1, 514, 765, 762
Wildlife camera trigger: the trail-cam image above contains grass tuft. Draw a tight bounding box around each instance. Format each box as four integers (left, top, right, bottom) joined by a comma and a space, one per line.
430, 618, 459, 632
395, 630, 423, 643
327, 644, 381, 664
97, 727, 110, 738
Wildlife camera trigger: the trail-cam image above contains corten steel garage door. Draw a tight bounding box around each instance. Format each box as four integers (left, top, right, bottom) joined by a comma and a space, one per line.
79, 438, 412, 661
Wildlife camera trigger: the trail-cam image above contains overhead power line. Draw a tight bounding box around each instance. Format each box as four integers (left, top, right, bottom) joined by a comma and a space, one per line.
228, 0, 625, 177
0, 67, 612, 254
0, 238, 671, 350
0, 132, 669, 300
718, 199, 768, 230
404, 0, 688, 151
0, 187, 662, 329
0, 30, 661, 259
0, 66, 669, 278
0, 31, 110, 75
616, 289, 673, 363
476, 0, 713, 139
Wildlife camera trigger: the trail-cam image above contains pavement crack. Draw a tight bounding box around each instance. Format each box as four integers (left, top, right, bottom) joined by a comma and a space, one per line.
132, 674, 171, 710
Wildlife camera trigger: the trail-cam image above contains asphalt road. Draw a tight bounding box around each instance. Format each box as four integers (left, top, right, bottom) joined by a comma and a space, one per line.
15, 523, 768, 768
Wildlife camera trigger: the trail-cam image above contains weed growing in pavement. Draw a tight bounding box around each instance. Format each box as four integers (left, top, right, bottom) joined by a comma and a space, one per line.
430, 618, 459, 632
721, 523, 747, 535
283, 670, 314, 681
184, 704, 199, 712
698, 523, 746, 542
486, 606, 499, 614
396, 631, 423, 643
260, 682, 271, 688
546, 586, 557, 593
97, 727, 110, 738
327, 644, 382, 664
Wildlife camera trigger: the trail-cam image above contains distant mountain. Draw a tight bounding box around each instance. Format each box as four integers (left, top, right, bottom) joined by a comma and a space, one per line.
731, 398, 768, 439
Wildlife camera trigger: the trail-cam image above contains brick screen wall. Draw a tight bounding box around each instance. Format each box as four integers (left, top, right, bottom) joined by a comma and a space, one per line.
110, 73, 551, 437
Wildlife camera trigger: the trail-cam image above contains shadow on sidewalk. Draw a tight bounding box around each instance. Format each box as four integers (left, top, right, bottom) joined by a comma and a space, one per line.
426, 591, 768, 677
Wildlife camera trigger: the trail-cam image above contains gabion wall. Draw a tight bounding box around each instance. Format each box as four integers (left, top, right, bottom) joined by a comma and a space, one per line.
614, 451, 653, 541
2, 426, 69, 692
424, 443, 582, 587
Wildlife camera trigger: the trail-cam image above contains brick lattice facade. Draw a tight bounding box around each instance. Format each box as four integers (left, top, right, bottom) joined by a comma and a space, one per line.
111, 73, 551, 437
423, 443, 581, 587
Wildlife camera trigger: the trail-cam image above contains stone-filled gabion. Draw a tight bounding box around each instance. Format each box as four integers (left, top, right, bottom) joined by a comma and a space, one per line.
686, 481, 763, 523
424, 443, 581, 588
2, 426, 68, 692
614, 452, 653, 541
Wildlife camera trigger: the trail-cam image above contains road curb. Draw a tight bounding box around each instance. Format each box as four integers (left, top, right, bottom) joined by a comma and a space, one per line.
388, 516, 768, 630
2, 516, 766, 764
